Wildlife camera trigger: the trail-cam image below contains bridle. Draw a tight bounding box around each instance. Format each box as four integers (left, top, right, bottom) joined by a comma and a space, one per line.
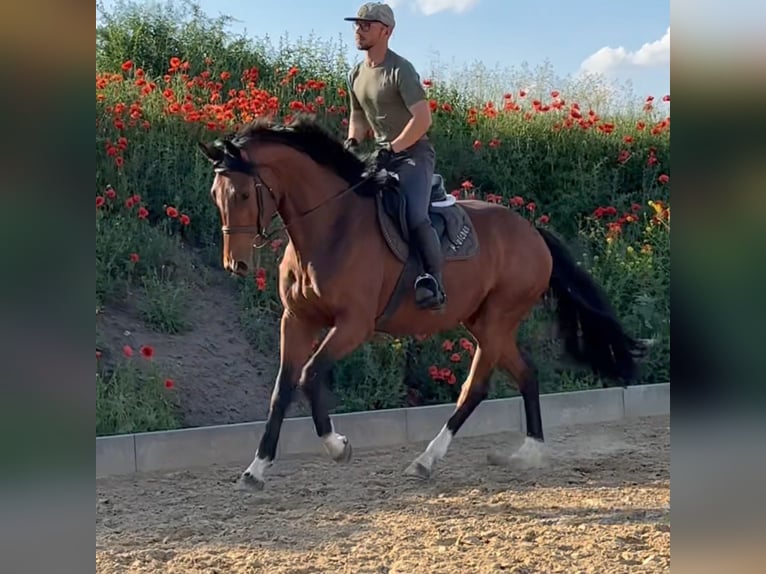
215, 142, 375, 254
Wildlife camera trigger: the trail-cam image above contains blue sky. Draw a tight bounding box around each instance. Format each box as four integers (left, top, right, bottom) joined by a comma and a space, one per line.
103, 0, 670, 104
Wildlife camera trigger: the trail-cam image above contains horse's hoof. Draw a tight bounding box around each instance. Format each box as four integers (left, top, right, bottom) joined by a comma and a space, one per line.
237, 471, 265, 491
333, 440, 353, 463
404, 460, 431, 480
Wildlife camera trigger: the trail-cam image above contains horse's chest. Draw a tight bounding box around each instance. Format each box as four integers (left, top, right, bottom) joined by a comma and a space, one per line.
281, 268, 328, 316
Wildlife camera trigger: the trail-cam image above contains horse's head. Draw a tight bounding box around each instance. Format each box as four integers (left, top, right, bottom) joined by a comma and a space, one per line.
197, 137, 280, 276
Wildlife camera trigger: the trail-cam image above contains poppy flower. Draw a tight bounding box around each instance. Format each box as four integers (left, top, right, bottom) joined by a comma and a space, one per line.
130, 253, 139, 263
164, 379, 175, 389
140, 345, 154, 359
122, 345, 133, 358
166, 206, 179, 218
179, 214, 191, 225
658, 174, 669, 184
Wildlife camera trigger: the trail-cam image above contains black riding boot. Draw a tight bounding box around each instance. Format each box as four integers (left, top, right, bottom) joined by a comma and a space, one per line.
412, 221, 447, 310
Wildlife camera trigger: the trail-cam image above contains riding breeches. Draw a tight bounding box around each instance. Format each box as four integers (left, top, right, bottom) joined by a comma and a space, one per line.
393, 139, 436, 230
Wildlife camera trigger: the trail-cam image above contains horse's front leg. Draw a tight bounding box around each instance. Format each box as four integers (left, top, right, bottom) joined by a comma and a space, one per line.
239, 310, 318, 490
298, 314, 372, 462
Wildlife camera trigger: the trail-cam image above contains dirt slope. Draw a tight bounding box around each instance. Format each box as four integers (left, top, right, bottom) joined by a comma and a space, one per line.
96, 272, 302, 429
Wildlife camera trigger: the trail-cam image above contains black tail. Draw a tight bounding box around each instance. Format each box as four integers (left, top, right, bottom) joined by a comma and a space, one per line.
537, 227, 646, 385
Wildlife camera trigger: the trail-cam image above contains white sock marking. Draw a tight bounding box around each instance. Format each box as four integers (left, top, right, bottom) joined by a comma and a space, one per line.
419, 425, 453, 469
244, 455, 271, 481
510, 436, 545, 467
321, 422, 348, 459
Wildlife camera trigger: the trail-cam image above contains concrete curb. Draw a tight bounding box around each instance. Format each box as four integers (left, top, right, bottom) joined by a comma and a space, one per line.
96, 383, 669, 478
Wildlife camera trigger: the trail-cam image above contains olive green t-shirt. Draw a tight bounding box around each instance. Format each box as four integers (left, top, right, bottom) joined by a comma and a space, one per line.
347, 49, 428, 145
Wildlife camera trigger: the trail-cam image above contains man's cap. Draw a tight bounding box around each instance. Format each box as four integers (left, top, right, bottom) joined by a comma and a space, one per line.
343, 2, 395, 27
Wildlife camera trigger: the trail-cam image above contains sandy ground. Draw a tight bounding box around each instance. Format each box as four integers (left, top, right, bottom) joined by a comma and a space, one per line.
96, 414, 670, 574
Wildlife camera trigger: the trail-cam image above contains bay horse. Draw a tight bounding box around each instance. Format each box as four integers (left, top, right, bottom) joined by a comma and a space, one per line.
197, 115, 644, 490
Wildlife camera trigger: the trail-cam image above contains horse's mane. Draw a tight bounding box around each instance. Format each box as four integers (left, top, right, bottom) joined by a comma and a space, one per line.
226, 114, 372, 189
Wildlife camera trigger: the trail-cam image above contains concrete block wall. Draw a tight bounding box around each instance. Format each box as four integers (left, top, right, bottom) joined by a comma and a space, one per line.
96, 383, 669, 478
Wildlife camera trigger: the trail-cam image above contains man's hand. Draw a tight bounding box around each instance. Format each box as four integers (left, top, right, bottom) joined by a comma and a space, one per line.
372, 142, 409, 171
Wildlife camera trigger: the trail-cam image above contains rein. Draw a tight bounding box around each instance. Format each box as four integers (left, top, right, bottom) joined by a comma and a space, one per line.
216, 151, 373, 251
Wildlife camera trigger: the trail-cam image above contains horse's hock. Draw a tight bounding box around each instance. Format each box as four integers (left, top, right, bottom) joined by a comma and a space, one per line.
96, 415, 670, 574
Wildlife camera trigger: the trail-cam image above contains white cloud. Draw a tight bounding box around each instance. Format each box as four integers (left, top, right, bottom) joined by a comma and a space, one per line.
580, 27, 670, 74
387, 0, 480, 16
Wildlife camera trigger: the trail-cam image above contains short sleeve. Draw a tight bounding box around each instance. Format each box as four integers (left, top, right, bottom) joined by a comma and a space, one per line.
396, 60, 427, 108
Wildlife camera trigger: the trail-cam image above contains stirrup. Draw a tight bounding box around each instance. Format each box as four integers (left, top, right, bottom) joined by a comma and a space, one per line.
414, 273, 446, 310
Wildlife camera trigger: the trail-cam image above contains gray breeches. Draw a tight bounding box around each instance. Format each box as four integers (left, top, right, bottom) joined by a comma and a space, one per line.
393, 139, 436, 230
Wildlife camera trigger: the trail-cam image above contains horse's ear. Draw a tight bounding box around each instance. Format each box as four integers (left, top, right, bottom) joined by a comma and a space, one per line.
197, 141, 223, 163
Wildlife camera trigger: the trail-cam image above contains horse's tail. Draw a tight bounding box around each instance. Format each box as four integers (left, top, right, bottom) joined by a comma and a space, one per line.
537, 226, 646, 384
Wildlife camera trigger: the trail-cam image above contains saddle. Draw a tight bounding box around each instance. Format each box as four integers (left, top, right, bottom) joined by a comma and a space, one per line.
373, 171, 480, 329
375, 173, 480, 264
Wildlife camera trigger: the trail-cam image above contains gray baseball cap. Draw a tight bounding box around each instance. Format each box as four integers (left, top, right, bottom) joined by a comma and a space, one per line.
344, 2, 395, 27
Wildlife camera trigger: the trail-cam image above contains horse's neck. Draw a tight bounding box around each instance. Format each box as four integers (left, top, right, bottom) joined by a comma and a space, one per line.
279, 158, 367, 261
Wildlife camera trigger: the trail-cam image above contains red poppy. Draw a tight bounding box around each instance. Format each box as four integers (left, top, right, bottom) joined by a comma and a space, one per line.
140, 345, 154, 359
137, 207, 149, 219
96, 196, 105, 208
179, 214, 191, 225
658, 174, 669, 184
510, 196, 524, 207
122, 345, 133, 358
121, 60, 133, 72
164, 379, 175, 389
130, 253, 139, 263
526, 202, 536, 213
450, 353, 462, 363
442, 340, 454, 352
537, 214, 550, 225
166, 206, 179, 218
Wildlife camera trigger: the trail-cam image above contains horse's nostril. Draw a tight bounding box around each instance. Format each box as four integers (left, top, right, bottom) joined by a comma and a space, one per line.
235, 261, 249, 274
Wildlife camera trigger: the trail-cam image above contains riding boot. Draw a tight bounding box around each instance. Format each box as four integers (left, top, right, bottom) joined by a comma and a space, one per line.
412, 221, 447, 310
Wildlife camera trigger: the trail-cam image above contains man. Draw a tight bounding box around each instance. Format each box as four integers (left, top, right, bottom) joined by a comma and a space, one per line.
343, 2, 446, 311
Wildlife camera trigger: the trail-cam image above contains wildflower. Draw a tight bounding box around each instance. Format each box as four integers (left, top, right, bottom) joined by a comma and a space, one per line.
166, 206, 179, 218
96, 196, 105, 208
510, 196, 524, 207
526, 202, 536, 213
450, 353, 462, 363
641, 244, 653, 254
137, 207, 149, 219
122, 345, 133, 358
658, 174, 669, 184
442, 339, 454, 352
140, 345, 154, 359
179, 214, 191, 225
121, 60, 133, 72
129, 253, 139, 263
537, 214, 550, 225
428, 365, 439, 379
164, 379, 175, 389
472, 140, 482, 150
461, 180, 474, 190
105, 187, 117, 200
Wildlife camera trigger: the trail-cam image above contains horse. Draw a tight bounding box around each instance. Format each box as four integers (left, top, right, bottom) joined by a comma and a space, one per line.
197, 114, 645, 490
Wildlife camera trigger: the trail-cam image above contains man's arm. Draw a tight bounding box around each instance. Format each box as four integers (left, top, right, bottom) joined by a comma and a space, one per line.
390, 99, 432, 153
346, 65, 370, 144
390, 60, 432, 153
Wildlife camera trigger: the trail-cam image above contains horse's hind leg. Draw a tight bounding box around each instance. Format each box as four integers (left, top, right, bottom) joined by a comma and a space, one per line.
487, 339, 547, 468
404, 343, 498, 479
404, 307, 504, 479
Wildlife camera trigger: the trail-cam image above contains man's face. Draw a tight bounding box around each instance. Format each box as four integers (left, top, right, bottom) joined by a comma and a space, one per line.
352, 20, 388, 50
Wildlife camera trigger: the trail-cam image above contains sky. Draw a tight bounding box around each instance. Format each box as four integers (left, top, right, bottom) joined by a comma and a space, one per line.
102, 0, 671, 104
